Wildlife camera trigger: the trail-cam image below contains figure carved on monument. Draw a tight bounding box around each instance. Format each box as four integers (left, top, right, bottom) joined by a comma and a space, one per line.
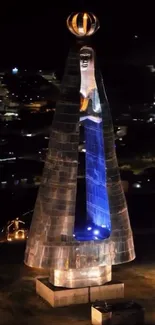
80, 46, 101, 122
72, 45, 111, 242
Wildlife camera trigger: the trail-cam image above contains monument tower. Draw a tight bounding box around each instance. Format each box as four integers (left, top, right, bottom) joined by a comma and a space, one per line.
24, 12, 135, 289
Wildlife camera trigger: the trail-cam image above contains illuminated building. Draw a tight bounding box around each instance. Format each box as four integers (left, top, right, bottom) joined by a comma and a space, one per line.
25, 12, 135, 288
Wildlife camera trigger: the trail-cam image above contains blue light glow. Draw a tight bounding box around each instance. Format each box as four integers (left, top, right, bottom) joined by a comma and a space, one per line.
74, 119, 111, 241
85, 119, 111, 230
74, 222, 110, 241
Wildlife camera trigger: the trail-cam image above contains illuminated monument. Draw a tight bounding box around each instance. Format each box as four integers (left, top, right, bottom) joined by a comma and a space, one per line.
25, 13, 135, 291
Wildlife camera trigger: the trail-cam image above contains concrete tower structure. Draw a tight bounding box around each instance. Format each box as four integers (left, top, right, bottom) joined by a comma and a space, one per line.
24, 12, 135, 289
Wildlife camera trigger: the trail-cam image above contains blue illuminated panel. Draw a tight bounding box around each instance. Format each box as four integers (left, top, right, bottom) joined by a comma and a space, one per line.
74, 119, 111, 241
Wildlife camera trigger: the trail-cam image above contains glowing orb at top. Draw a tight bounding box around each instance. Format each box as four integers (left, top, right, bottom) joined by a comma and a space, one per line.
67, 12, 100, 37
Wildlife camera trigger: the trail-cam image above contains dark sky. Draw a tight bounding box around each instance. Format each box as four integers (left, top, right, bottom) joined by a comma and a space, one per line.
0, 1, 155, 69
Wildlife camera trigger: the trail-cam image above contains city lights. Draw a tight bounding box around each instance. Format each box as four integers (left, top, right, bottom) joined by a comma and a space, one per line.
25, 133, 32, 137
12, 67, 18, 74
133, 183, 141, 188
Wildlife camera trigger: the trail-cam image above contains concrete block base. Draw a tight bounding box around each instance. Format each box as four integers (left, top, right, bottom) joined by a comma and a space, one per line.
91, 300, 145, 325
36, 277, 124, 308
90, 281, 124, 302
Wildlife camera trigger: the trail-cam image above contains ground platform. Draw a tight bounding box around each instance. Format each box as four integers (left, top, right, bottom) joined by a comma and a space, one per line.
36, 277, 124, 307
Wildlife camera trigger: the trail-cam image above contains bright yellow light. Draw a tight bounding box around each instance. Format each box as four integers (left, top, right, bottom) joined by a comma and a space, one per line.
83, 13, 87, 34
14, 230, 25, 240
15, 232, 18, 239
67, 12, 100, 37
80, 97, 89, 112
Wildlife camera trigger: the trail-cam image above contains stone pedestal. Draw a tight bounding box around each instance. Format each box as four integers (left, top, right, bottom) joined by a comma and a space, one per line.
36, 277, 124, 308
49, 265, 112, 288
90, 282, 124, 302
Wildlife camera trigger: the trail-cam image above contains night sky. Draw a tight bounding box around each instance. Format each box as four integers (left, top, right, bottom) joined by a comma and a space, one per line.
0, 1, 155, 70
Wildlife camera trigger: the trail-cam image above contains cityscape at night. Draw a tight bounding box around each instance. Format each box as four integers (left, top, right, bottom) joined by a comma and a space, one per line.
1, 2, 155, 325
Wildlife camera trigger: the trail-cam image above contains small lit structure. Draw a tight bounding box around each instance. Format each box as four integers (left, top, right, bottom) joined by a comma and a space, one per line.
7, 218, 28, 242
7, 229, 28, 242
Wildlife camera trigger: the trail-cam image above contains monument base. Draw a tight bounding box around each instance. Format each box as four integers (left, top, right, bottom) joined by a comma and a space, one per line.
49, 265, 112, 288
36, 277, 124, 308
